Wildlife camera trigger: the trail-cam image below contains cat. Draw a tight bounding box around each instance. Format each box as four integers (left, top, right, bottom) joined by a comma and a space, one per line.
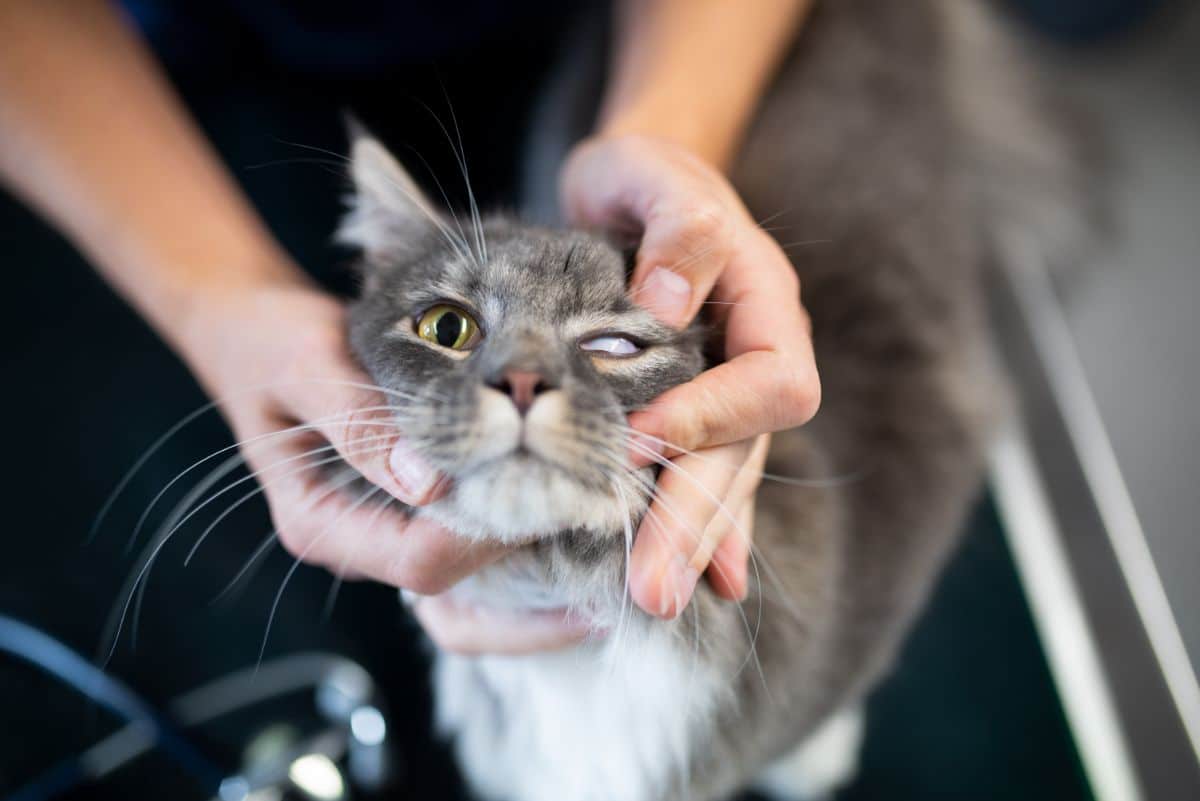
336, 1, 1076, 799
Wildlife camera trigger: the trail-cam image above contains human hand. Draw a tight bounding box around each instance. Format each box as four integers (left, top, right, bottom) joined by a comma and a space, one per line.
561, 134, 821, 619
178, 279, 517, 597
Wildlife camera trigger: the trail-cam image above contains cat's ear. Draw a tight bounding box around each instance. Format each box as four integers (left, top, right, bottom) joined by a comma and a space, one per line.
337, 118, 442, 257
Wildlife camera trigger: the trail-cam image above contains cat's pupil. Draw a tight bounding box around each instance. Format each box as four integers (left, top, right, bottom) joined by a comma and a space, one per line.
436, 312, 463, 347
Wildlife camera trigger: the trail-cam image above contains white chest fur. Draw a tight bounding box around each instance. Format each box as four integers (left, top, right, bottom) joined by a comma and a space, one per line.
433, 624, 728, 801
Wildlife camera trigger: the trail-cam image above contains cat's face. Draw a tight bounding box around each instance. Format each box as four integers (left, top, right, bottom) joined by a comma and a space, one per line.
341, 136, 703, 540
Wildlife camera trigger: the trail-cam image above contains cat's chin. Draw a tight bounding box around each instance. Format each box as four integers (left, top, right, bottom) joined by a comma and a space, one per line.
420, 457, 649, 543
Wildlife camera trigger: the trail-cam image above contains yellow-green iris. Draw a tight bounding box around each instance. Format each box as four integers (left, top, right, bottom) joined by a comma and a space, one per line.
417, 304, 480, 350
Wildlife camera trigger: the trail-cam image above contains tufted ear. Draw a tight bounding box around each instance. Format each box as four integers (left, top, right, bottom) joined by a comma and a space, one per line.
337, 120, 443, 258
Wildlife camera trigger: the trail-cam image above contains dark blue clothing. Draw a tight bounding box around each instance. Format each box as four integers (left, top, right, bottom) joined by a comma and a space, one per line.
1004, 0, 1167, 42
121, 0, 578, 74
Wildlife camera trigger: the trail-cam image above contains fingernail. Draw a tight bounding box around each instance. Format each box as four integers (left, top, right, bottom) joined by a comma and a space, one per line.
659, 553, 701, 619
388, 439, 438, 502
639, 266, 691, 327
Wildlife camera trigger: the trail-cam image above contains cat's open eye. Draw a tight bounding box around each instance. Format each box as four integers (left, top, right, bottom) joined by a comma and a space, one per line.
579, 335, 642, 357
416, 304, 481, 350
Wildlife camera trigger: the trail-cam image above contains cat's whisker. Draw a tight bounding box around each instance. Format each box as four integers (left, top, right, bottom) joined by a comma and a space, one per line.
778, 238, 833, 251
585, 442, 774, 689
209, 530, 277, 607
322, 496, 398, 620
179, 434, 399, 567
90, 378, 437, 546
606, 478, 636, 674
754, 206, 793, 230
623, 440, 793, 695
613, 424, 870, 489
258, 483, 388, 668
127, 432, 382, 644
100, 439, 395, 664
637, 498, 770, 701
623, 435, 786, 607
585, 446, 767, 640
125, 407, 409, 554
625, 248, 716, 304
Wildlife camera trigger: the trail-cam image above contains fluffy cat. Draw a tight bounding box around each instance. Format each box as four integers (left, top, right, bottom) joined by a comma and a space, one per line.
336, 1, 1067, 799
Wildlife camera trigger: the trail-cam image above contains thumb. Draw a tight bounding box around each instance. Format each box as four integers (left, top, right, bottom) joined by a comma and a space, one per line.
285, 370, 446, 506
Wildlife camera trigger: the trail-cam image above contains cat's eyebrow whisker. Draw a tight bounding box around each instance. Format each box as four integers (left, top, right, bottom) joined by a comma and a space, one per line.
411, 93, 486, 265
438, 90, 487, 264
258, 483, 388, 668
278, 137, 474, 266
395, 141, 474, 257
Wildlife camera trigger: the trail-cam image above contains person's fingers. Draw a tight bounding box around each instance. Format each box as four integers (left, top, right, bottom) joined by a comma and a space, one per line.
251, 432, 507, 595
698, 434, 769, 600
706, 500, 754, 601
628, 438, 752, 619
626, 183, 738, 329
280, 361, 448, 507
628, 231, 818, 464
409, 594, 594, 656
562, 136, 741, 329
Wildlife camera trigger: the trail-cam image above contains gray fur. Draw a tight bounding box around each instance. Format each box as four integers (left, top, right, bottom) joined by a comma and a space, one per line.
335, 1, 1068, 799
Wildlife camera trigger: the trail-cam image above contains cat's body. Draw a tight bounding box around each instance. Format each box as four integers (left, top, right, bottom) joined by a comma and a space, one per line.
338, 2, 1066, 799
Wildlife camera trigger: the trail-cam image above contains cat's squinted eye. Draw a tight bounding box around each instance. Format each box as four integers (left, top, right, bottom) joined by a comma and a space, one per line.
579, 334, 642, 357
416, 303, 482, 351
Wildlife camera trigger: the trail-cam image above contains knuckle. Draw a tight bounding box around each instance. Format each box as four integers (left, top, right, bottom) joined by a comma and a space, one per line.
671, 408, 712, 452
387, 557, 451, 595
274, 522, 309, 558
778, 367, 821, 425
680, 202, 734, 254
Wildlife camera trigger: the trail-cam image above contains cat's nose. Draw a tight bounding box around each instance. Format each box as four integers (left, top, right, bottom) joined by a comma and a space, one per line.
490, 370, 550, 416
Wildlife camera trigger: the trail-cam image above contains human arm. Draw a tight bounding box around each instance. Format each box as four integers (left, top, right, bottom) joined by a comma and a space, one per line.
0, 0, 519, 600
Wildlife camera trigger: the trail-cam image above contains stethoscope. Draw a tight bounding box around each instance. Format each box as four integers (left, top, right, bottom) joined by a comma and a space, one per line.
1, 613, 394, 801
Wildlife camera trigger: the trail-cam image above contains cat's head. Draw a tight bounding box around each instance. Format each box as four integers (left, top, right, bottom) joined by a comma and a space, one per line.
339, 134, 704, 541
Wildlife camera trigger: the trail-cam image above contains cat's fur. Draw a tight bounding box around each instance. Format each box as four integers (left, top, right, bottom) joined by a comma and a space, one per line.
336, 1, 1067, 799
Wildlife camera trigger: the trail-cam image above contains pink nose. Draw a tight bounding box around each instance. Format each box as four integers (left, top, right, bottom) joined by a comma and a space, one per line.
495, 370, 548, 415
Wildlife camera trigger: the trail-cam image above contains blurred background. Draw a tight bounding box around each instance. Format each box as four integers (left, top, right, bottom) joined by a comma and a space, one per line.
0, 1, 1197, 799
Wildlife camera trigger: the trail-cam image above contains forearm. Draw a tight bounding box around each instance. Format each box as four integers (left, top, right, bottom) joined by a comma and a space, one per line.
0, 1, 306, 365
599, 0, 811, 170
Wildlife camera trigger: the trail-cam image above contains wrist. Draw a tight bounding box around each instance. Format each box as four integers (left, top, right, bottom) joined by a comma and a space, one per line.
597, 108, 735, 172
162, 250, 317, 385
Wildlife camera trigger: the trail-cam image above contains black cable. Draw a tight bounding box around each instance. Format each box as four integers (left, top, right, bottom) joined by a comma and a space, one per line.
0, 614, 224, 801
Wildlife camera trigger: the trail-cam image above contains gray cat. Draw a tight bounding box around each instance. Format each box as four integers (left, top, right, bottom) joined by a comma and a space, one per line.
337, 1, 1069, 799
